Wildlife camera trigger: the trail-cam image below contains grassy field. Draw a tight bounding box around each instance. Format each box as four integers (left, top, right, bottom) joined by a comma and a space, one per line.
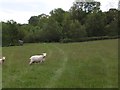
2, 39, 118, 88
0, 47, 2, 89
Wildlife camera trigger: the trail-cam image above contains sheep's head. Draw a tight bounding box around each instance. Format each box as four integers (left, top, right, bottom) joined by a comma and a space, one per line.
2, 57, 5, 62
43, 53, 47, 57
2, 57, 5, 60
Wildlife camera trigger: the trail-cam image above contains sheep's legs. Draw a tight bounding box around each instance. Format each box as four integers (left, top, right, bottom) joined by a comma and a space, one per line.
29, 61, 33, 65
40, 60, 43, 63
29, 59, 45, 65
37, 60, 42, 64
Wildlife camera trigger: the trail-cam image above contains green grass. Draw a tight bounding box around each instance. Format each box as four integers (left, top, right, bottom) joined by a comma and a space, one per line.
2, 39, 118, 88
0, 46, 2, 89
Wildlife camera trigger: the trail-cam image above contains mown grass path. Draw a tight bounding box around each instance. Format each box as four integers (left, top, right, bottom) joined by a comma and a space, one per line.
45, 45, 68, 88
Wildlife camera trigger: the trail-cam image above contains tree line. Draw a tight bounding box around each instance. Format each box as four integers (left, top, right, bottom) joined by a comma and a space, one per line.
1, 1, 120, 46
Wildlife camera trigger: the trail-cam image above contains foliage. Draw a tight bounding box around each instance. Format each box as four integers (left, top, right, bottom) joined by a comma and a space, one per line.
1, 1, 119, 46
85, 11, 106, 36
2, 20, 22, 46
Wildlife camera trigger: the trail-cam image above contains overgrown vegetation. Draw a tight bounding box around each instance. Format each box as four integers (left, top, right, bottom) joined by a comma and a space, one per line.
1, 1, 119, 46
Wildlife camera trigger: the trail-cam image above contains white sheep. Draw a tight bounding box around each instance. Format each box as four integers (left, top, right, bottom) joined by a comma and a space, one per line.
29, 53, 47, 65
18, 40, 24, 46
0, 57, 5, 64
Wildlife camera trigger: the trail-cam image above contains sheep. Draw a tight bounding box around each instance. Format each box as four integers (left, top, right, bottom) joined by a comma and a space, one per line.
29, 53, 47, 65
0, 57, 5, 64
18, 40, 24, 46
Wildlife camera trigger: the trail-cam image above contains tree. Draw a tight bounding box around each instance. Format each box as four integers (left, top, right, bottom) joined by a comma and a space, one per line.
2, 3, 119, 45
69, 4, 87, 24
118, 11, 120, 35
61, 12, 72, 39
28, 16, 39, 26
105, 9, 118, 24
69, 20, 87, 39
2, 20, 20, 46
85, 11, 106, 37
50, 8, 65, 26
104, 9, 119, 36
62, 13, 87, 39
104, 18, 118, 36
37, 14, 49, 28
73, 0, 101, 13
41, 17, 62, 42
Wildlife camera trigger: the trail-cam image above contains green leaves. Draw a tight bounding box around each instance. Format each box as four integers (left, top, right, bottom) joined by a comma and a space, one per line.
2, 1, 119, 46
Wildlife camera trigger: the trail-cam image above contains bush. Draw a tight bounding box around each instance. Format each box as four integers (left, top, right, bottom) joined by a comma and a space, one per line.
60, 38, 73, 43
60, 36, 119, 43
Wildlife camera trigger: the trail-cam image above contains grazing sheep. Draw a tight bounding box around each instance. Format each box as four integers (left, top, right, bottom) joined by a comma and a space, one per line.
29, 53, 47, 65
0, 57, 5, 64
18, 40, 24, 46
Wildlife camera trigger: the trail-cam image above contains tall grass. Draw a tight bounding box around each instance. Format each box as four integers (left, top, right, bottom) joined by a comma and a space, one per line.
2, 39, 118, 88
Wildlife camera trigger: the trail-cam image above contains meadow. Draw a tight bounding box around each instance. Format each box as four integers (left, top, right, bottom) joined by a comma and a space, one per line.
0, 47, 2, 89
2, 39, 118, 88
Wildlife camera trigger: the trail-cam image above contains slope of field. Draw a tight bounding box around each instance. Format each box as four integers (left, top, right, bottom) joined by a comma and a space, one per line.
2, 39, 118, 88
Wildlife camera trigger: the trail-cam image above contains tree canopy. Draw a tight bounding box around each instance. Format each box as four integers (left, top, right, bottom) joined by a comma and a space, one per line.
2, 1, 119, 46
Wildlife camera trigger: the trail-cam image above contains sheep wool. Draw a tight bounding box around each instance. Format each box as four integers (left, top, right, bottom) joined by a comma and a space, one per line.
29, 53, 47, 65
